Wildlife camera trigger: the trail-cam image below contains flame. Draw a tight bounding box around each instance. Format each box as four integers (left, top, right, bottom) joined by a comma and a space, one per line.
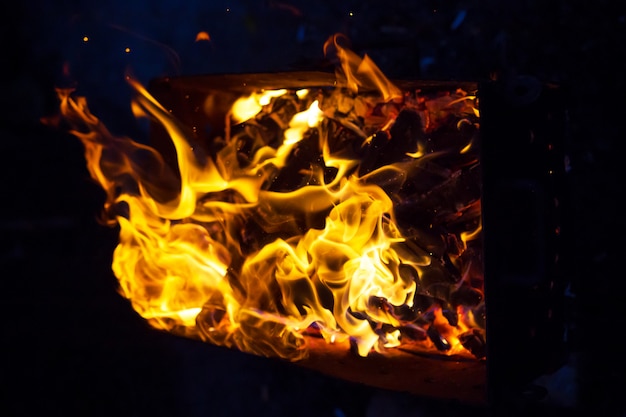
323, 33, 402, 101
428, 306, 471, 355
231, 89, 288, 123
58, 35, 483, 361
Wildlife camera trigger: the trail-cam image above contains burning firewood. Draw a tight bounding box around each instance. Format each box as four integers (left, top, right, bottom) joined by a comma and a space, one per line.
57, 33, 485, 362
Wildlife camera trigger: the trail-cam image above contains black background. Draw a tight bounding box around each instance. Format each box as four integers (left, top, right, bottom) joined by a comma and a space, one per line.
2, 1, 624, 416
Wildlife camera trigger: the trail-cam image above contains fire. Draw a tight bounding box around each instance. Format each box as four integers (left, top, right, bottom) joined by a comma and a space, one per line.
57, 34, 484, 361
231, 89, 288, 123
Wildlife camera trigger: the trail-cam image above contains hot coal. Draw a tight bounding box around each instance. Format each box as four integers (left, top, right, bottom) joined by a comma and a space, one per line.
323, 118, 364, 161
459, 329, 487, 359
367, 295, 395, 315
444, 232, 465, 257
425, 119, 479, 156
442, 306, 459, 327
397, 163, 482, 228
399, 323, 428, 341
269, 132, 323, 192
421, 309, 436, 324
357, 130, 391, 176
358, 108, 424, 175
388, 109, 424, 155
390, 304, 414, 322
411, 294, 436, 316
427, 325, 452, 351
399, 324, 428, 342
471, 302, 487, 329
450, 285, 483, 308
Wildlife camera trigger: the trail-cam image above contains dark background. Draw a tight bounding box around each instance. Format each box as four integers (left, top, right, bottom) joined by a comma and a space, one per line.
1, 1, 624, 416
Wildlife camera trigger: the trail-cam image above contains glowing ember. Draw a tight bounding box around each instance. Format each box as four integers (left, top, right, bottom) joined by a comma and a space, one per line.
57, 34, 484, 361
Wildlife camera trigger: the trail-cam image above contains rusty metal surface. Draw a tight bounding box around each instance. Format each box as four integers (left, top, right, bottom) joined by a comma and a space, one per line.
299, 337, 487, 405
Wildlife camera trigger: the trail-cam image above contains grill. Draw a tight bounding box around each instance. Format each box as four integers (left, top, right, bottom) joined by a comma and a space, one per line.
141, 71, 569, 407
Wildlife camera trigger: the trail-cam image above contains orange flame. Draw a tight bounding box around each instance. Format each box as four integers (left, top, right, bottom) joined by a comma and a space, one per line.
58, 35, 482, 361
323, 33, 402, 102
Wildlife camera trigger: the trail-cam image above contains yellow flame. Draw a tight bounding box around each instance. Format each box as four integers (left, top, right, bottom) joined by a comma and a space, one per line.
58, 35, 482, 361
296, 89, 309, 99
231, 89, 287, 123
461, 219, 482, 247
324, 33, 402, 102
283, 100, 324, 145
